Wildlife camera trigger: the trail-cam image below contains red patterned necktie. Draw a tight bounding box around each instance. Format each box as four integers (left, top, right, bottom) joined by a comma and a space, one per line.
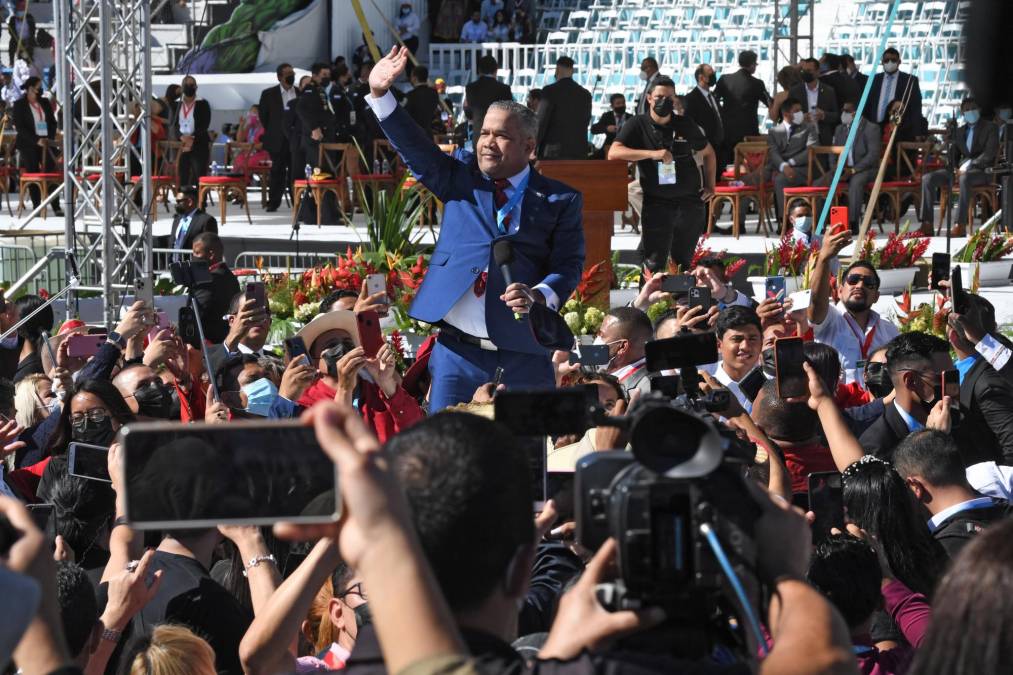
474, 178, 513, 297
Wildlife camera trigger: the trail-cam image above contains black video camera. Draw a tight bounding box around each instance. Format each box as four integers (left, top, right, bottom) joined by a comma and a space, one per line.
644, 332, 730, 413
169, 260, 211, 288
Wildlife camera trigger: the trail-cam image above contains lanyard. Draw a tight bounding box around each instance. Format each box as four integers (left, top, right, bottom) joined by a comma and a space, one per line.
29, 101, 44, 122
843, 312, 878, 360
495, 172, 528, 234
618, 362, 645, 383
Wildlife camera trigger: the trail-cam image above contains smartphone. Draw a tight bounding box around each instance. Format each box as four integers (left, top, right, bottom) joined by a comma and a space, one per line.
491, 366, 504, 389
661, 274, 694, 295
26, 503, 56, 540
147, 310, 171, 342
650, 374, 681, 398
774, 336, 807, 399
808, 471, 844, 543
739, 367, 767, 403
284, 336, 311, 367
245, 282, 267, 310
545, 471, 575, 524
568, 344, 610, 367
68, 442, 111, 483
934, 368, 960, 404
645, 333, 719, 372
829, 206, 848, 235
365, 273, 388, 304
356, 310, 384, 359
523, 436, 549, 511
119, 420, 340, 529
950, 266, 965, 314
688, 286, 712, 313
177, 306, 200, 350
931, 253, 950, 291
495, 388, 594, 437
66, 333, 106, 358
765, 275, 787, 302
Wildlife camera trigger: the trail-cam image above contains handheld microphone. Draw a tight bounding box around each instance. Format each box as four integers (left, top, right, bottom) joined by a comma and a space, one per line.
66, 251, 80, 286
493, 240, 523, 321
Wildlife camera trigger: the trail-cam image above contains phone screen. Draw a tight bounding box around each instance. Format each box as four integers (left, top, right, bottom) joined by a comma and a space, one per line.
645, 333, 719, 372
246, 282, 267, 309
356, 311, 384, 359
661, 274, 694, 295
931, 253, 951, 291
775, 336, 807, 399
68, 443, 111, 483
808, 472, 844, 543
765, 276, 787, 302
494, 389, 593, 437
739, 367, 766, 403
950, 266, 965, 314
120, 421, 340, 529
284, 336, 310, 366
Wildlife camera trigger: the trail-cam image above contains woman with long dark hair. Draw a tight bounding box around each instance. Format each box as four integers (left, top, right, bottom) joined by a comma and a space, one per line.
909, 518, 1013, 675
842, 456, 949, 597
11, 293, 54, 383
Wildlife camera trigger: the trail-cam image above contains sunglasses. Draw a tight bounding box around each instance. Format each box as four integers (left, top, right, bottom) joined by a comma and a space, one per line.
845, 274, 879, 289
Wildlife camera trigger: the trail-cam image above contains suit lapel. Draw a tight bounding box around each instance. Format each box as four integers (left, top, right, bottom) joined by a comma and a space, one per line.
960, 360, 985, 409
886, 402, 910, 442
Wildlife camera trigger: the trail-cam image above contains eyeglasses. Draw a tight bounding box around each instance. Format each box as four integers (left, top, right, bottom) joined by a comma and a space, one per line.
336, 581, 367, 601
70, 409, 110, 427
845, 274, 879, 289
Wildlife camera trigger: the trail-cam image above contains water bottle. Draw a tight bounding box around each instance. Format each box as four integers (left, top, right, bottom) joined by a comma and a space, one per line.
305, 163, 312, 180
729, 180, 745, 187
381, 159, 390, 175
372, 159, 381, 174
210, 161, 218, 176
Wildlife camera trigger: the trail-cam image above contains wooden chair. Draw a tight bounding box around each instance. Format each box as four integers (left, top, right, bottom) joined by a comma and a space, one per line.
17, 139, 62, 218
872, 140, 932, 233
347, 139, 400, 212
225, 141, 272, 208
198, 174, 252, 225
318, 142, 355, 212
707, 142, 771, 238
0, 135, 17, 216
130, 174, 175, 220
289, 142, 351, 226
938, 154, 1001, 235
158, 140, 183, 192
780, 146, 846, 235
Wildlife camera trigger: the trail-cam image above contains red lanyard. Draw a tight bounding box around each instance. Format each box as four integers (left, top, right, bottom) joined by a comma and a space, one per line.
844, 313, 878, 360
180, 100, 195, 120
618, 363, 645, 383
29, 101, 44, 121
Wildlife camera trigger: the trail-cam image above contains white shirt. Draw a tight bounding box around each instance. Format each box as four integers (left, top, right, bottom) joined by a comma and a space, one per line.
396, 10, 421, 39
805, 84, 819, 112
366, 90, 559, 339
612, 357, 647, 383
700, 361, 754, 413
878, 73, 897, 122
280, 83, 297, 108
967, 462, 1013, 501
927, 497, 996, 533
811, 302, 899, 385
460, 20, 488, 42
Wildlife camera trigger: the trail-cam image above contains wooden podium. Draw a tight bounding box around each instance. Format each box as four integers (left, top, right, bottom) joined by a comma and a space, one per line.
537, 160, 629, 272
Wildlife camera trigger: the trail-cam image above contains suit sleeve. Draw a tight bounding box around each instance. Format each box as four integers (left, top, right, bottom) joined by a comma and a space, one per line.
296, 92, 324, 134
536, 96, 552, 146
975, 376, 1013, 464
821, 87, 840, 126
78, 343, 123, 382
907, 76, 924, 132
972, 124, 999, 170
759, 79, 773, 107
853, 122, 881, 173
590, 112, 612, 135
538, 190, 585, 301
44, 100, 57, 140
257, 89, 272, 134
767, 132, 786, 171
195, 100, 211, 135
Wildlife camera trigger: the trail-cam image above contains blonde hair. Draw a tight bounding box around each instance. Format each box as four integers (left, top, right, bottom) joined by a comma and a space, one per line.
14, 374, 50, 429
128, 625, 216, 675
306, 577, 336, 654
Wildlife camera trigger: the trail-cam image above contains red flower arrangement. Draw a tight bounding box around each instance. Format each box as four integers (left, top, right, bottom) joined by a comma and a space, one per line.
762, 235, 816, 277
689, 235, 747, 281
857, 231, 930, 270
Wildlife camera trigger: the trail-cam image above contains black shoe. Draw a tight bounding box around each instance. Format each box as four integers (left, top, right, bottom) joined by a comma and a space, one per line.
52, 207, 64, 217
265, 205, 278, 213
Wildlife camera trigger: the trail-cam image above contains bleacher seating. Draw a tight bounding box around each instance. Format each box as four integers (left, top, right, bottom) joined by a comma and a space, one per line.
429, 0, 968, 144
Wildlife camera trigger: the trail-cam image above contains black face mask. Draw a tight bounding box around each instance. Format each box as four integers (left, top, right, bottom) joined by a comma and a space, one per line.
353, 603, 372, 629
614, 106, 626, 116
72, 417, 116, 447
168, 387, 182, 420
321, 339, 356, 378
653, 98, 674, 117
761, 348, 776, 378
133, 382, 173, 419
175, 202, 191, 215
284, 74, 295, 86
801, 71, 815, 83
707, 73, 717, 88
182, 84, 197, 97
864, 363, 893, 399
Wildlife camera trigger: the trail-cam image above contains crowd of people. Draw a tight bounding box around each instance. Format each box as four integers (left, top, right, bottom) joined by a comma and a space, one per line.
2, 44, 1013, 675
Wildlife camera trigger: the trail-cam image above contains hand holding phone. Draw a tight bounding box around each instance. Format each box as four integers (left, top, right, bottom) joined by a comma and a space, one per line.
356, 311, 384, 359
931, 253, 951, 291
365, 273, 389, 305
688, 286, 712, 313
67, 334, 106, 359
284, 336, 311, 367
765, 276, 787, 302
245, 282, 267, 310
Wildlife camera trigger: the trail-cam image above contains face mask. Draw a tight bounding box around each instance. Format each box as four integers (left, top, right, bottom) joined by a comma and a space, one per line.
319, 77, 331, 88
652, 97, 674, 117
133, 381, 173, 419
322, 340, 356, 378
964, 109, 981, 125
614, 106, 626, 116
182, 84, 197, 97
793, 215, 812, 233
707, 73, 717, 88
999, 108, 1012, 121
353, 603, 372, 629
639, 70, 649, 82
247, 113, 259, 125
791, 110, 805, 125
761, 348, 776, 378
864, 364, 893, 398
801, 71, 815, 83
241, 378, 278, 417
401, 7, 410, 14
175, 202, 191, 215
168, 387, 181, 420
882, 61, 899, 74
841, 112, 854, 125
72, 417, 116, 447
284, 73, 295, 86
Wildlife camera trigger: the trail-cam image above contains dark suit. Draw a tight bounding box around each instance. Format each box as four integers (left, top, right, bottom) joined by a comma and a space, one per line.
376, 97, 584, 410
684, 86, 725, 180
920, 120, 999, 225
168, 97, 212, 189
536, 77, 592, 160
296, 84, 336, 168
850, 71, 869, 93
767, 121, 819, 221
283, 97, 305, 182
859, 401, 911, 462
192, 261, 240, 344
257, 83, 297, 209
590, 110, 630, 156
956, 358, 1013, 466
788, 82, 840, 146
464, 75, 513, 139
864, 70, 925, 135
12, 95, 59, 209
714, 68, 771, 147
404, 84, 441, 134
821, 71, 861, 108
166, 209, 217, 252
823, 118, 881, 229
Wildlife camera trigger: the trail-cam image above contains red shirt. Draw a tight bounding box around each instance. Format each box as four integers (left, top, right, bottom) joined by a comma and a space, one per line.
298, 378, 424, 443
782, 441, 838, 495
836, 381, 873, 409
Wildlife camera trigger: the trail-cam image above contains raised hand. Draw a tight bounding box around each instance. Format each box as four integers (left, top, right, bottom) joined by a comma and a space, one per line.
369, 46, 410, 97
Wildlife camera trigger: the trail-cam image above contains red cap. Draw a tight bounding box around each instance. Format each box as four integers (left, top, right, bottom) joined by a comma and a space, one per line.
58, 319, 86, 335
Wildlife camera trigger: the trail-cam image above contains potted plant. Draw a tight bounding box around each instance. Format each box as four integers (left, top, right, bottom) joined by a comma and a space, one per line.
895, 289, 948, 339
747, 234, 815, 301
952, 218, 1013, 287
563, 260, 612, 341
854, 229, 929, 294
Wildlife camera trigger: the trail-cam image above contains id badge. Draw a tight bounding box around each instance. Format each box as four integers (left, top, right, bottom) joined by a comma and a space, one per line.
350, 111, 357, 125
34, 120, 47, 136
179, 119, 194, 135
657, 161, 677, 185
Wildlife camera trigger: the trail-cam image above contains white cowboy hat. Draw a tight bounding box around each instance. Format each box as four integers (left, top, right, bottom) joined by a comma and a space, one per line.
295, 309, 360, 352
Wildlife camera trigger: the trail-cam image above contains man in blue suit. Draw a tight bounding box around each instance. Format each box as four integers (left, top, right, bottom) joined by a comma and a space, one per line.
366, 47, 585, 411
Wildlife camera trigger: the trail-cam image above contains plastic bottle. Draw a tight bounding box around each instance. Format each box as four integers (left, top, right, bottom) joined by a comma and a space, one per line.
373, 159, 381, 174
210, 161, 218, 176
305, 164, 312, 180
381, 159, 390, 175
729, 180, 745, 187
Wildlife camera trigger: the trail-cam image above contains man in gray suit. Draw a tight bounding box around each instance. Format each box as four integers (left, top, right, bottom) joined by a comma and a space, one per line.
536, 55, 592, 159
819, 101, 881, 234
788, 58, 840, 147
920, 97, 998, 237
768, 97, 819, 225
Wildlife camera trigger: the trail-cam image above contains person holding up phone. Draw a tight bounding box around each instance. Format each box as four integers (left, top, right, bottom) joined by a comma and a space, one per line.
808, 229, 898, 387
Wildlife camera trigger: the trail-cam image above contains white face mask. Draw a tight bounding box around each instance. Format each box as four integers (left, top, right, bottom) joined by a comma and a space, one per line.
883, 61, 899, 74
998, 108, 1012, 122
793, 215, 812, 233
791, 110, 804, 125
639, 70, 649, 82
841, 111, 854, 125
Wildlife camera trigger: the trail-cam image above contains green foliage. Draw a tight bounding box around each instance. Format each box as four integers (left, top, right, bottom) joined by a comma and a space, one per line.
347, 173, 433, 257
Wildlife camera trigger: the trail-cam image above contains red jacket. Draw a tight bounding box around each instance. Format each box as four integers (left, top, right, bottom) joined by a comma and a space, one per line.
298, 378, 424, 442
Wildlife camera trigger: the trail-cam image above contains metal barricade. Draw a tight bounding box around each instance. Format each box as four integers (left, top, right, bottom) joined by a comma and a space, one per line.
233, 251, 338, 274
152, 248, 191, 276
0, 244, 39, 290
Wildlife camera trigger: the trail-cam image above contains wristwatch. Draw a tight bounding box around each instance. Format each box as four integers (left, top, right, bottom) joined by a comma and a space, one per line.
100, 627, 122, 643
106, 331, 126, 350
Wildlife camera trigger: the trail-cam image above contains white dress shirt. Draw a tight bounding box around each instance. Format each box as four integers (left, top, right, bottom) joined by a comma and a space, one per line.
967, 462, 1013, 502
280, 83, 297, 108
805, 84, 819, 112
366, 90, 559, 339
811, 302, 899, 385
878, 73, 897, 122
701, 361, 754, 413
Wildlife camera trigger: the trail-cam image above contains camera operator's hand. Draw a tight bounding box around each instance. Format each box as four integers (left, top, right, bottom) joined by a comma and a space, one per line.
632, 272, 670, 312
280, 355, 318, 401
142, 328, 179, 368
355, 278, 390, 317
225, 298, 270, 352
653, 148, 673, 164
697, 371, 743, 418
333, 347, 367, 406
540, 538, 666, 661
115, 301, 151, 342
594, 396, 631, 450
926, 396, 952, 433
819, 228, 852, 262
744, 480, 811, 582
364, 343, 399, 398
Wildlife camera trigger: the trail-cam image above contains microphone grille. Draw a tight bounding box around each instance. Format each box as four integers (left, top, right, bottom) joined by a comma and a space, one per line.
492, 240, 514, 267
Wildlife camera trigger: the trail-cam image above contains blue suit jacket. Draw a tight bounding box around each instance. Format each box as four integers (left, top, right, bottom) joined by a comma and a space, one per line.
379, 105, 585, 355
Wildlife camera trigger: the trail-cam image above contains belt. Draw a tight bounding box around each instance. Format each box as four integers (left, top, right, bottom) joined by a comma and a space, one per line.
437, 322, 498, 351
